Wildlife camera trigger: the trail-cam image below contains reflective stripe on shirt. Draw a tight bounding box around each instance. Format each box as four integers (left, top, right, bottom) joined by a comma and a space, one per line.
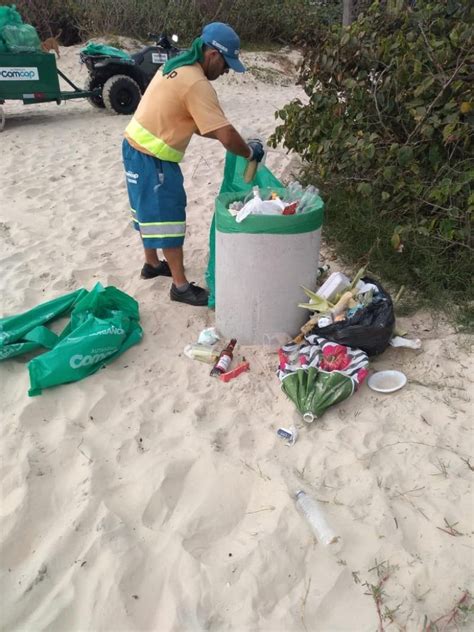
125, 118, 184, 163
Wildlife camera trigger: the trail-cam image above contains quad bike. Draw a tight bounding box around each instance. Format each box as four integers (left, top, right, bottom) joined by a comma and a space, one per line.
79, 33, 182, 115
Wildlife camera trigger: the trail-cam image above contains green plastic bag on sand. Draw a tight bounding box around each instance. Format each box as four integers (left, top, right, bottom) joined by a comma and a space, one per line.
0, 283, 143, 396
0, 288, 87, 360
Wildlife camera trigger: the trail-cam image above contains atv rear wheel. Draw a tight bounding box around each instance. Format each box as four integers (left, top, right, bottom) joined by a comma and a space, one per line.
103, 75, 141, 115
85, 75, 105, 109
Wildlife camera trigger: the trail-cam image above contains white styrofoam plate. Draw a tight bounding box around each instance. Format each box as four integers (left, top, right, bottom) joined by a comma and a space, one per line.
367, 370, 407, 393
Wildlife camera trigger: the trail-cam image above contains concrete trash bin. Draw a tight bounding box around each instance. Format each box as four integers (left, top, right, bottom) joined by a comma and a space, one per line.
215, 188, 324, 345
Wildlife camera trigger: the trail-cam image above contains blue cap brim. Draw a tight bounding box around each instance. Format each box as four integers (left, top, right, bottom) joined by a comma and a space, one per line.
224, 55, 246, 73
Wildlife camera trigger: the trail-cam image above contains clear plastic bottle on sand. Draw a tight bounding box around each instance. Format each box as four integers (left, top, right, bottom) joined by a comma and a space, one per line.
295, 490, 339, 545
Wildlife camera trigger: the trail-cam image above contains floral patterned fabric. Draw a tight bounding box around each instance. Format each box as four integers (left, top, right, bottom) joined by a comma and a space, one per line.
277, 335, 369, 419
278, 335, 369, 384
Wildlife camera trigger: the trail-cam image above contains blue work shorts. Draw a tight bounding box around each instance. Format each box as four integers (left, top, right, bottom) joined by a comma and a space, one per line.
122, 138, 187, 249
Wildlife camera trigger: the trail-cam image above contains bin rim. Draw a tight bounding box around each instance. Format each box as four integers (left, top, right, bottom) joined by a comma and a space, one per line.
215, 188, 324, 235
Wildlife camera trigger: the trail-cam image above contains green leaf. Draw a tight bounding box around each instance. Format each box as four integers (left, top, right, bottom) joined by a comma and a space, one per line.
442, 122, 457, 141
428, 144, 441, 167
366, 144, 375, 159
398, 146, 413, 167
391, 232, 401, 250
414, 77, 434, 98
357, 182, 372, 196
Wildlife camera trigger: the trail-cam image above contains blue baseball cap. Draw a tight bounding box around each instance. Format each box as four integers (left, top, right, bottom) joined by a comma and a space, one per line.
202, 22, 246, 73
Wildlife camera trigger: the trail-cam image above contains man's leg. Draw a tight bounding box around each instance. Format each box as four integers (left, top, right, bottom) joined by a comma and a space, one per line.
141, 240, 171, 279
144, 246, 160, 267
163, 246, 187, 287
165, 245, 208, 306
123, 140, 170, 278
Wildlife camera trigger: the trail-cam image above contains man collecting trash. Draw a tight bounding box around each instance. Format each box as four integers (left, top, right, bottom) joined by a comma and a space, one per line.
123, 22, 265, 307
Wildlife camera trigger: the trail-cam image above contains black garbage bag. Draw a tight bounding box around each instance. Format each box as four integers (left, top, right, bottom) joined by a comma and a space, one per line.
310, 277, 395, 356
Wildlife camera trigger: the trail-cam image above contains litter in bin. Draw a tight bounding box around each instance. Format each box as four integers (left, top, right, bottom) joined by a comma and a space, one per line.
278, 335, 369, 419
277, 426, 298, 445
228, 200, 244, 216
229, 182, 321, 223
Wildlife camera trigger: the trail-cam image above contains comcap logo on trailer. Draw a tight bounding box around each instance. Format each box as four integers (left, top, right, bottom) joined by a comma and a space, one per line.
0, 67, 39, 80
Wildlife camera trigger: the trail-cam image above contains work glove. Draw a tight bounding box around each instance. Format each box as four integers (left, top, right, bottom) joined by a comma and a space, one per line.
247, 139, 265, 163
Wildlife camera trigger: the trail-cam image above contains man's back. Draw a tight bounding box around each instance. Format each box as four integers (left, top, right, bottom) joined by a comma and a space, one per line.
126, 64, 228, 160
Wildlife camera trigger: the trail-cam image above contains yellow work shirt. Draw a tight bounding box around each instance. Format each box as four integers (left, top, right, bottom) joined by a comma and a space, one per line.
124, 63, 230, 162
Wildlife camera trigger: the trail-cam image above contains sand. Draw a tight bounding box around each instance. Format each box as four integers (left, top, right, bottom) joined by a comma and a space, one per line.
0, 43, 473, 631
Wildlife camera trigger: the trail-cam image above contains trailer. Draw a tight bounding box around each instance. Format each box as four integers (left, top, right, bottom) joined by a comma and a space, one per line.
0, 51, 100, 130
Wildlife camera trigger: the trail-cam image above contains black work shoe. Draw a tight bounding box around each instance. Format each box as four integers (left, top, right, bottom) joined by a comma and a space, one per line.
141, 261, 172, 279
170, 283, 209, 306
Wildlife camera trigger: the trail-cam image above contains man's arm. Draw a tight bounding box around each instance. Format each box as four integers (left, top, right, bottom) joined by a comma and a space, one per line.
203, 125, 251, 159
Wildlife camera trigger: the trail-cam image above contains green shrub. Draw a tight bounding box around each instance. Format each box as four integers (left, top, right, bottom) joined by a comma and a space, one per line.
271, 0, 473, 321
0, 0, 341, 46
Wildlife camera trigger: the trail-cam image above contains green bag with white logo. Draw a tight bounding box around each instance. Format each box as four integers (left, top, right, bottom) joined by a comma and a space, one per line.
0, 283, 143, 396
0, 288, 88, 360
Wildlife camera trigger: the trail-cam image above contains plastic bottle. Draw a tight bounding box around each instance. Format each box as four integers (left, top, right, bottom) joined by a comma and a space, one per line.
236, 188, 261, 223
243, 159, 257, 183
283, 181, 304, 202
210, 339, 237, 377
183, 344, 219, 363
243, 186, 259, 204
295, 490, 339, 545
296, 185, 319, 213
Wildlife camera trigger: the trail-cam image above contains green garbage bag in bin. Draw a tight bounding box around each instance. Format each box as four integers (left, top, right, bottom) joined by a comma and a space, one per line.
0, 283, 143, 396
205, 152, 324, 308
205, 152, 283, 309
